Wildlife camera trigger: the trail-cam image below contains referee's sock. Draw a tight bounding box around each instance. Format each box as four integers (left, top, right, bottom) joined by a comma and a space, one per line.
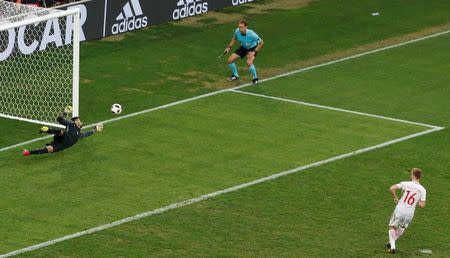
30, 148, 49, 155
228, 63, 239, 77
249, 64, 258, 79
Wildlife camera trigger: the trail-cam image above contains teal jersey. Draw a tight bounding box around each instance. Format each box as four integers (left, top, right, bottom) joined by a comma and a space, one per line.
234, 28, 261, 49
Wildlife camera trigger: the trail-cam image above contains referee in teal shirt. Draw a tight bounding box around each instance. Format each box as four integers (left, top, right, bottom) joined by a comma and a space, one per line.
224, 20, 264, 85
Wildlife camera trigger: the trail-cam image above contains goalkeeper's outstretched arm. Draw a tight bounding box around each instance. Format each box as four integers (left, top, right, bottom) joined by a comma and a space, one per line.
80, 124, 104, 139
56, 106, 74, 126
56, 112, 73, 126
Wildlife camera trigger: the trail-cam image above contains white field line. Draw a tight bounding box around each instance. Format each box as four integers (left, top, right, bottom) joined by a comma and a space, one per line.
1, 29, 449, 153
0, 135, 53, 153
0, 88, 235, 153
230, 90, 444, 130
0, 126, 444, 258
234, 29, 450, 88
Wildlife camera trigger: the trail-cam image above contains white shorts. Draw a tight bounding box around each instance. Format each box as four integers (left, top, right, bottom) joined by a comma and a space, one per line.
389, 211, 413, 228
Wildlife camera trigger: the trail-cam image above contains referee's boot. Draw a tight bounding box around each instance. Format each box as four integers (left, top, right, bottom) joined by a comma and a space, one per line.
227, 74, 239, 82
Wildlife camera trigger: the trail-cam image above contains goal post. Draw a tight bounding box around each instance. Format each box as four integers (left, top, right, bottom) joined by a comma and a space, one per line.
0, 1, 80, 128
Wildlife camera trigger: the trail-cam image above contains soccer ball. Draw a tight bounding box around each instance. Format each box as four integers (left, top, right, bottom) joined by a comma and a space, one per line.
111, 103, 122, 114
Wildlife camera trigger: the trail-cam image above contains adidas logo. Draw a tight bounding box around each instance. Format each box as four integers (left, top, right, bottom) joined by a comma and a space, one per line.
112, 0, 148, 35
172, 0, 209, 20
232, 0, 254, 6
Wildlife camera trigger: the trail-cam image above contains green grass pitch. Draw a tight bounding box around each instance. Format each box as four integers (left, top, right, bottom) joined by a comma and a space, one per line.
0, 0, 449, 257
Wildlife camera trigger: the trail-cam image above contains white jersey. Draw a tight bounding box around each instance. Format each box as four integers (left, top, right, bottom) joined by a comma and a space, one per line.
394, 181, 426, 216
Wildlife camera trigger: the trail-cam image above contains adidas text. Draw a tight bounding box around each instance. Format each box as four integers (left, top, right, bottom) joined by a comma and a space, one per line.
232, 0, 254, 6
172, 1, 208, 20
112, 0, 148, 35
112, 16, 148, 35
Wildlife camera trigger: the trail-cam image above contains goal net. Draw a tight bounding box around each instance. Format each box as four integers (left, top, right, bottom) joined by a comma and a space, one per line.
0, 1, 79, 128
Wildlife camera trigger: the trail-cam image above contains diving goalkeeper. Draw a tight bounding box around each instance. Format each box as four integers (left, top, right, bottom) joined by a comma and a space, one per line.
23, 109, 103, 156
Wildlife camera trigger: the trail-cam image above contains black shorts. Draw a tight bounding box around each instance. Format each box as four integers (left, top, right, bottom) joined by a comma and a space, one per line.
234, 46, 258, 59
46, 142, 70, 152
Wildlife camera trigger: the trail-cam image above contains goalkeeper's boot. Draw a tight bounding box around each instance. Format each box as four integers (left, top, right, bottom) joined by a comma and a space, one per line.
227, 75, 239, 82
23, 150, 31, 156
39, 126, 49, 134
252, 78, 259, 85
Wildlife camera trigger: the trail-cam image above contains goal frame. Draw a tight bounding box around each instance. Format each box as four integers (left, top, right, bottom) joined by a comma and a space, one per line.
0, 8, 80, 128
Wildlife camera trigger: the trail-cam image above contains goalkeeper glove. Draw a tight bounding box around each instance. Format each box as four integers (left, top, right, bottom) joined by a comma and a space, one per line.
64, 105, 73, 115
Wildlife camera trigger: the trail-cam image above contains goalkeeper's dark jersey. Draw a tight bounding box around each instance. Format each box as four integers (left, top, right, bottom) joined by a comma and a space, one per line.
51, 114, 95, 151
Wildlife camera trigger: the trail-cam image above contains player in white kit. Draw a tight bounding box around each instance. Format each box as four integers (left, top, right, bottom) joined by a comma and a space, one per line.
386, 168, 426, 254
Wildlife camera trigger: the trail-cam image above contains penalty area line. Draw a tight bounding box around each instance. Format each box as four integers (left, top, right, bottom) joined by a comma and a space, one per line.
230, 90, 444, 130
0, 126, 443, 257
